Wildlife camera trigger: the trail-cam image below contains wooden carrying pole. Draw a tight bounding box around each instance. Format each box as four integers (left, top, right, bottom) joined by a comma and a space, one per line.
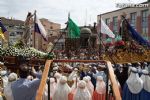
106, 61, 122, 100
36, 60, 122, 100
36, 60, 53, 100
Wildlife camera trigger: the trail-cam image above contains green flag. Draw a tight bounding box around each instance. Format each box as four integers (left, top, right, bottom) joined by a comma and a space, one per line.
68, 18, 80, 38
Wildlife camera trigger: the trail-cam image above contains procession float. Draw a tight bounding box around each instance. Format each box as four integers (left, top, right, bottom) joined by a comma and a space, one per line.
0, 40, 54, 73
0, 11, 150, 100
102, 15, 150, 64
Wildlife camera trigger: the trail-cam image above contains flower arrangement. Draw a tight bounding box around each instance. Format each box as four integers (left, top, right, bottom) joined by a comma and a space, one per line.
0, 46, 48, 59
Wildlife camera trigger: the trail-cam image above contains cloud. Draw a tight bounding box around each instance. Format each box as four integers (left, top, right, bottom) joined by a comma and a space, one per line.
0, 0, 147, 28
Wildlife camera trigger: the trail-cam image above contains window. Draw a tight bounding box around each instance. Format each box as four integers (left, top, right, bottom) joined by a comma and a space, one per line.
50, 26, 53, 29
141, 9, 149, 40
130, 12, 137, 29
9, 25, 13, 28
9, 37, 17, 46
9, 32, 15, 36
16, 32, 23, 35
105, 18, 110, 26
113, 16, 118, 34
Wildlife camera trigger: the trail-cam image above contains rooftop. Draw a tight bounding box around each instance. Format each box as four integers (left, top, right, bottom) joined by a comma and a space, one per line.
40, 18, 61, 25
0, 17, 24, 26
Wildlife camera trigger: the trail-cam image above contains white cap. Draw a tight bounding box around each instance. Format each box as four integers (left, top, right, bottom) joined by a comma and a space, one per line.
84, 64, 89, 66
60, 76, 67, 84
131, 67, 137, 72
86, 76, 91, 81
143, 62, 148, 65
83, 77, 88, 83
54, 72, 61, 78
137, 62, 141, 65
93, 67, 97, 70
78, 80, 86, 89
0, 61, 4, 65
97, 76, 103, 81
74, 68, 78, 71
65, 64, 73, 69
53, 63, 58, 67
89, 66, 92, 68
53, 67, 58, 71
8, 73, 17, 82
64, 57, 68, 59
127, 63, 132, 66
0, 70, 7, 76
142, 70, 149, 75
50, 78, 55, 83
119, 64, 123, 67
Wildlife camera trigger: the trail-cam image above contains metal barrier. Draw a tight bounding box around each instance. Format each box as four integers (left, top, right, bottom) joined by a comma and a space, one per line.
36, 60, 122, 100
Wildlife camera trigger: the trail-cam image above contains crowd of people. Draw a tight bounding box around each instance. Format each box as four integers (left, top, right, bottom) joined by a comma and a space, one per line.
0, 61, 45, 100
0, 56, 150, 100
54, 49, 100, 60
50, 62, 110, 100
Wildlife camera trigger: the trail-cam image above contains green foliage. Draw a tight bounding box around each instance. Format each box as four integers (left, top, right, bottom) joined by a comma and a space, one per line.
47, 52, 55, 59
14, 40, 25, 49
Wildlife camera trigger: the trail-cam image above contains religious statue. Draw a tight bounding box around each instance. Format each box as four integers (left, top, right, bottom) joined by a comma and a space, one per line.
120, 12, 131, 42
22, 12, 34, 46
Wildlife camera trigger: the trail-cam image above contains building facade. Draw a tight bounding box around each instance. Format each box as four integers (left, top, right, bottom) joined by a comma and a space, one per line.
0, 17, 25, 46
0, 17, 61, 52
31, 18, 61, 51
97, 1, 150, 41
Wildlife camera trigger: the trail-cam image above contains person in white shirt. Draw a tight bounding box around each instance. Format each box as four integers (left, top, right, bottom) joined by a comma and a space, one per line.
4, 72, 18, 100
0, 69, 8, 89
50, 78, 56, 99
68, 68, 78, 81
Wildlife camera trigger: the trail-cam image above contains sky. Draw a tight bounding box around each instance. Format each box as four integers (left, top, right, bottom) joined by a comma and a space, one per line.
0, 0, 147, 28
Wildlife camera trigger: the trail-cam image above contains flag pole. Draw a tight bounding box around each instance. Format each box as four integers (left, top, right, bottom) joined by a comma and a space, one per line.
66, 12, 70, 58
99, 15, 102, 59
33, 10, 36, 48
49, 31, 64, 54
48, 13, 70, 54
67, 12, 70, 38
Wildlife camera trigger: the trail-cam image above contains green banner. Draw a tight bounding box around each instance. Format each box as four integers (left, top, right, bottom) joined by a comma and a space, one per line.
68, 18, 80, 38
